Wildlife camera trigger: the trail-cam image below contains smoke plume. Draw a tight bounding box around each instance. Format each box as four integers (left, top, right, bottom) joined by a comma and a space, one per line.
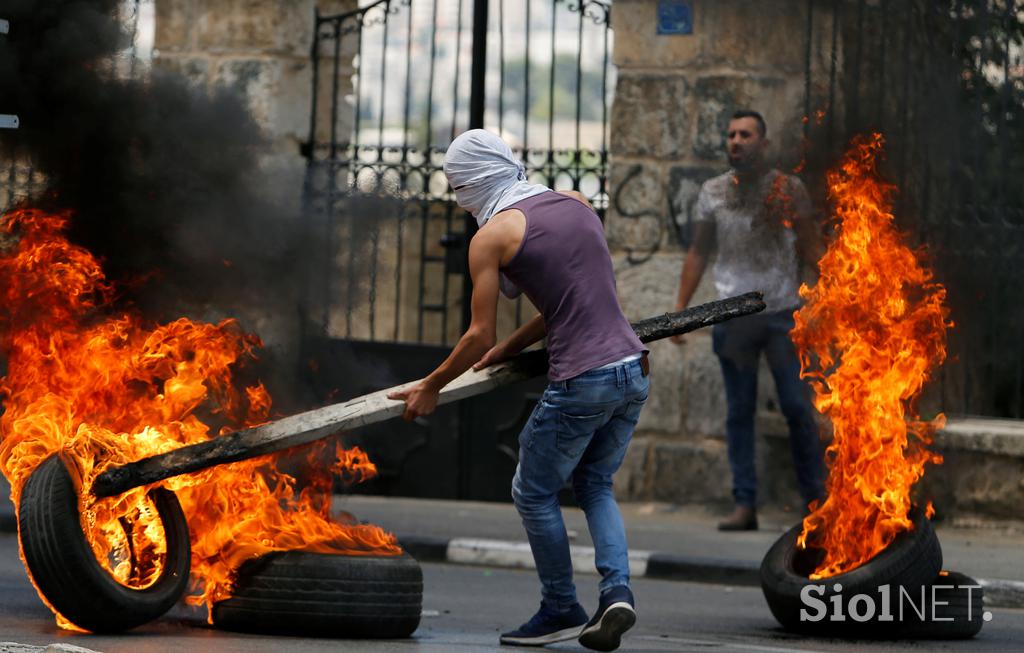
0, 0, 303, 319
0, 0, 321, 408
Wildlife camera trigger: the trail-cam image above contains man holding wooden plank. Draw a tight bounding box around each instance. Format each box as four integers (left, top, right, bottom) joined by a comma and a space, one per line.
389, 129, 646, 651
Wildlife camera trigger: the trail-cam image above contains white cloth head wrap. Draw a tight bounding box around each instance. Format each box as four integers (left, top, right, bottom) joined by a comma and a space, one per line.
443, 129, 549, 228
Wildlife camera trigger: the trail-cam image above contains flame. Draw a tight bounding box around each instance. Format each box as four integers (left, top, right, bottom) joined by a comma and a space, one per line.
801, 109, 828, 126
764, 174, 798, 230
792, 134, 949, 579
0, 208, 399, 629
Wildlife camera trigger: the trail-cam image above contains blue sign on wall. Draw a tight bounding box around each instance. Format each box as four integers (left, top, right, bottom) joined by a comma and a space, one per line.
657, 0, 693, 35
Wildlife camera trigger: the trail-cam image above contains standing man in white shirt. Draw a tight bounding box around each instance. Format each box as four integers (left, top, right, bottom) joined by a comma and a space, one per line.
672, 110, 826, 531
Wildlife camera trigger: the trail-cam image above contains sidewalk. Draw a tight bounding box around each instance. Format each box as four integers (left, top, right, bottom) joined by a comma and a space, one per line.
335, 494, 1024, 609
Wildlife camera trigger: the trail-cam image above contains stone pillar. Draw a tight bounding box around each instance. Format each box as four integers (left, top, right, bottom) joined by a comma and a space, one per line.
608, 0, 835, 509
153, 0, 357, 197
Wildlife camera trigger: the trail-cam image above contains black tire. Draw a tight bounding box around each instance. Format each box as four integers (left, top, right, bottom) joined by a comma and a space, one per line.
18, 454, 191, 632
760, 505, 942, 635
890, 571, 985, 639
211, 551, 422, 638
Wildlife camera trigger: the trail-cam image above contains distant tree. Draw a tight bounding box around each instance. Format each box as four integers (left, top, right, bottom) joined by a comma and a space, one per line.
499, 54, 607, 124
947, 0, 1024, 207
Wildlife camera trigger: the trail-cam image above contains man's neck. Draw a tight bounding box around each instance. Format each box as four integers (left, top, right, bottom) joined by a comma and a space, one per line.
732, 162, 771, 183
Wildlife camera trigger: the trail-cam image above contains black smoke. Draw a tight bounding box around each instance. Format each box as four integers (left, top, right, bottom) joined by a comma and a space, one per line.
0, 0, 303, 320
0, 0, 323, 409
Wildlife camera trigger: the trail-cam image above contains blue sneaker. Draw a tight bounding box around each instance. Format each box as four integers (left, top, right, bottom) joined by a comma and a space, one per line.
578, 586, 636, 652
499, 603, 589, 646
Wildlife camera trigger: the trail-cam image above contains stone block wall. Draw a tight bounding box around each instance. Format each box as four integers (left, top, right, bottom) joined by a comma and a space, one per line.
608, 0, 837, 508
153, 0, 358, 200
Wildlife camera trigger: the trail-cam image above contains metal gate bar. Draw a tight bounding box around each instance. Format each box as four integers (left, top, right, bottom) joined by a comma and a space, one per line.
303, 0, 613, 349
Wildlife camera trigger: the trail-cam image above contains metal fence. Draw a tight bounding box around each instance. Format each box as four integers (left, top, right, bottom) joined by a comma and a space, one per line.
301, 0, 613, 346
800, 0, 1023, 418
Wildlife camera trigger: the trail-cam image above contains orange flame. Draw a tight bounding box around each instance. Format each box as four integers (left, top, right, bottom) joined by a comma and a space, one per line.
0, 208, 399, 628
764, 174, 798, 230
792, 135, 949, 579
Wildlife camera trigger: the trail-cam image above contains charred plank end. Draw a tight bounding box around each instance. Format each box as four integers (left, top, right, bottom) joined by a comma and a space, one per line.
92, 422, 341, 498
632, 292, 765, 343
91, 349, 550, 499
92, 293, 764, 498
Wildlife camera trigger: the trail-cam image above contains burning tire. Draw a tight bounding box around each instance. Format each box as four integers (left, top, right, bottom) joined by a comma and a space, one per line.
18, 455, 191, 632
891, 571, 985, 639
211, 550, 422, 638
760, 505, 942, 635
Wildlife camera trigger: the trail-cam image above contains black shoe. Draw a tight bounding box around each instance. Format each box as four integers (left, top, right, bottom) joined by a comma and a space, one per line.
578, 586, 636, 652
499, 602, 588, 646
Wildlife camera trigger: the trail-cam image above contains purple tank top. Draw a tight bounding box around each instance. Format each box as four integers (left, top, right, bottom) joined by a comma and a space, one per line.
501, 191, 646, 381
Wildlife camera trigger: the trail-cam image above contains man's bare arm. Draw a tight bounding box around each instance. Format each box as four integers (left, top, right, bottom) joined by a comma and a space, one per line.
671, 221, 714, 344
788, 176, 825, 273
387, 229, 502, 418
503, 314, 546, 353
793, 216, 825, 272
674, 221, 714, 311
474, 313, 546, 370
423, 234, 501, 389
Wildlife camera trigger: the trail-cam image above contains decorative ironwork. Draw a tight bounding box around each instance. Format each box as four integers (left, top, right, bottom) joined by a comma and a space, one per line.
564, 0, 611, 26
303, 0, 614, 346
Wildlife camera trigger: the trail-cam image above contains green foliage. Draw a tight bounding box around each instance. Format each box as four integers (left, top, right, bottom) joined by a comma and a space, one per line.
948, 0, 1024, 205
499, 54, 607, 123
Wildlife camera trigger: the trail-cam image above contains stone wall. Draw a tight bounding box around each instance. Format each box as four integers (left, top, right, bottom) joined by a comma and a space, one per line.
608, 0, 836, 509
757, 416, 1024, 524
153, 0, 358, 202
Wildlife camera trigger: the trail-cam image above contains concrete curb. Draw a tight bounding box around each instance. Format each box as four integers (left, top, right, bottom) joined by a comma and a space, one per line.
397, 534, 761, 589
979, 578, 1024, 610
396, 534, 1024, 610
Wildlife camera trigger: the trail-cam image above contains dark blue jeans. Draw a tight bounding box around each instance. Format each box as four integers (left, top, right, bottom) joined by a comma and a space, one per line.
712, 310, 825, 509
512, 357, 649, 613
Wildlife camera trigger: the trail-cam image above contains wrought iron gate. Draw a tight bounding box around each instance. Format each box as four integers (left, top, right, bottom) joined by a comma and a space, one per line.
301, 0, 613, 347
300, 0, 612, 501
799, 0, 1023, 418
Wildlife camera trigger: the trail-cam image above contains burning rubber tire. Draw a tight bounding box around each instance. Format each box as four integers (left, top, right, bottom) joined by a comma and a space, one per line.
891, 571, 985, 639
760, 505, 942, 635
18, 455, 191, 632
211, 551, 422, 638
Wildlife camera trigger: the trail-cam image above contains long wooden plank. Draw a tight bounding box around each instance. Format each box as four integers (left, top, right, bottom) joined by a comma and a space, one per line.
92, 292, 764, 498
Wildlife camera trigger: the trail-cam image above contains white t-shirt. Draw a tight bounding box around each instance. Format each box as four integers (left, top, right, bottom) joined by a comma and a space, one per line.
694, 169, 812, 312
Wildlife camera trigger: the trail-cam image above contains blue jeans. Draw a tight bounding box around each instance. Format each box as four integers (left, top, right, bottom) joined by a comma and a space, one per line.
712, 310, 825, 509
511, 357, 649, 613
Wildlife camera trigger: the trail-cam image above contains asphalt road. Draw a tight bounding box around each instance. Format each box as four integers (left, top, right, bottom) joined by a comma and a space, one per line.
1, 532, 1022, 653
